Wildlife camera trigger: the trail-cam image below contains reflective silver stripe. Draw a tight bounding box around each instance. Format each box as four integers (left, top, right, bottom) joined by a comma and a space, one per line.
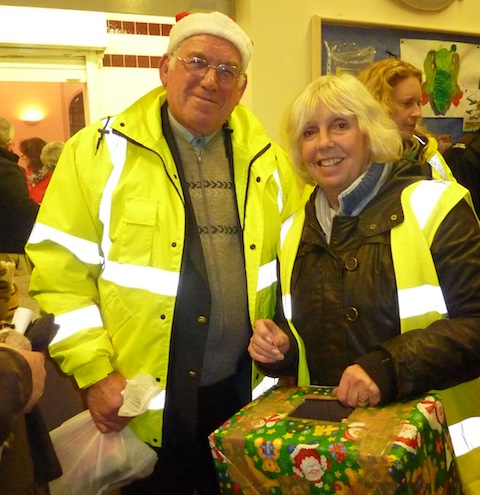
410, 180, 449, 229
28, 222, 103, 266
148, 389, 166, 410
272, 168, 284, 213
97, 120, 180, 297
99, 118, 125, 260
398, 284, 448, 319
256, 259, 277, 292
412, 135, 447, 181
428, 153, 448, 181
51, 305, 103, 345
449, 417, 480, 457
252, 376, 278, 400
280, 214, 295, 250
102, 260, 180, 296
282, 293, 292, 320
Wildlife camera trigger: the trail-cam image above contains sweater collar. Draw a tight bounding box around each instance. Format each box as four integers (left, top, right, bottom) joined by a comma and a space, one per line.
337, 162, 391, 216
312, 162, 392, 243
167, 108, 220, 149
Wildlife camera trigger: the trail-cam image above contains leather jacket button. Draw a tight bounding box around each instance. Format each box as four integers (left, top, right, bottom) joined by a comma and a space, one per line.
346, 307, 359, 321
345, 257, 358, 271
197, 315, 208, 324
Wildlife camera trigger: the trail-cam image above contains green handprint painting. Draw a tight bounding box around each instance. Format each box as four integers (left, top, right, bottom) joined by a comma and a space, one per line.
422, 44, 463, 115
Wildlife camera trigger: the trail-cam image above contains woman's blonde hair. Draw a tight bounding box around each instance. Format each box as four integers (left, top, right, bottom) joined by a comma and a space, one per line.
40, 141, 65, 170
284, 73, 403, 184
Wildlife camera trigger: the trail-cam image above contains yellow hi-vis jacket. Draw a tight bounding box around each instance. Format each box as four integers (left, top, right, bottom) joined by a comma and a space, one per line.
280, 180, 480, 494
26, 86, 300, 446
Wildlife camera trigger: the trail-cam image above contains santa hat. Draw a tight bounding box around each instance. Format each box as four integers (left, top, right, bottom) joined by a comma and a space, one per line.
168, 11, 253, 71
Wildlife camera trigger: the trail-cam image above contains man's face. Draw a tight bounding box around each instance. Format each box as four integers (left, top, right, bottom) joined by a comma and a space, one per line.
159, 34, 247, 137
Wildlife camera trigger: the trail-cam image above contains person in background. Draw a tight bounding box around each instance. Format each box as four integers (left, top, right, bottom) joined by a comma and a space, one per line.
0, 262, 47, 495
358, 58, 455, 181
248, 73, 480, 493
40, 141, 64, 175
0, 118, 39, 276
26, 10, 299, 495
443, 128, 480, 214
19, 137, 48, 204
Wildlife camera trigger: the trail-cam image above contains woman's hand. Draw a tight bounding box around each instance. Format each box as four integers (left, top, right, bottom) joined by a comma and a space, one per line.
248, 319, 290, 363
334, 364, 381, 408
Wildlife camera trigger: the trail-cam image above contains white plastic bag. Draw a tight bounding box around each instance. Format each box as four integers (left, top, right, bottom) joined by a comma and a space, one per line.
49, 409, 157, 495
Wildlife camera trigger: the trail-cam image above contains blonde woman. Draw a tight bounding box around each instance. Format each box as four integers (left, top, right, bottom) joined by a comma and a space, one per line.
249, 73, 480, 492
358, 58, 455, 181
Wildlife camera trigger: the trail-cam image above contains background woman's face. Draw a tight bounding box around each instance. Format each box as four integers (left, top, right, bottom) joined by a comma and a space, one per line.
300, 103, 371, 208
390, 76, 423, 140
19, 152, 31, 169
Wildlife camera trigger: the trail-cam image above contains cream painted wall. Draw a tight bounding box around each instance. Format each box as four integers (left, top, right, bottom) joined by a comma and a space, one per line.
235, 0, 480, 144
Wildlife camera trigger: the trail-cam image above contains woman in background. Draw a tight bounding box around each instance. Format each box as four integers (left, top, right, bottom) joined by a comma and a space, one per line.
40, 141, 64, 174
39, 141, 64, 200
358, 58, 455, 181
249, 73, 480, 493
19, 137, 47, 204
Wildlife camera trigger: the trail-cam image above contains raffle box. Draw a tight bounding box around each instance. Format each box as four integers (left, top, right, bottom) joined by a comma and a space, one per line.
210, 386, 463, 494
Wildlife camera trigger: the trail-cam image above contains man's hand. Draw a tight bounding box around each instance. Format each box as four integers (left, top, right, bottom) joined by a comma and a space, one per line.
86, 371, 130, 433
248, 319, 290, 363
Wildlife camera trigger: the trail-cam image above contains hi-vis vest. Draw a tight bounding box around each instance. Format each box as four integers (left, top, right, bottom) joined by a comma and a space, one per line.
280, 180, 480, 494
413, 134, 456, 182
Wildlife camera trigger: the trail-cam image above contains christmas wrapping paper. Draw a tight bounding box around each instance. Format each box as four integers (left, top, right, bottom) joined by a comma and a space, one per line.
210, 386, 463, 494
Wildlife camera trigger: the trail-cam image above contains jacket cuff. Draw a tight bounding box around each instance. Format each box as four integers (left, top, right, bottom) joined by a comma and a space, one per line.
355, 349, 397, 404
74, 357, 114, 389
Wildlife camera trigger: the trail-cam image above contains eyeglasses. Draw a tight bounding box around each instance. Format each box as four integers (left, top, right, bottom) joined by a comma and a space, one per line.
175, 56, 243, 82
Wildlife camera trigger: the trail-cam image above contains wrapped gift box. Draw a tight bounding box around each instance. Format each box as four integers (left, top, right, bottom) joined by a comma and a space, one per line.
210, 386, 463, 494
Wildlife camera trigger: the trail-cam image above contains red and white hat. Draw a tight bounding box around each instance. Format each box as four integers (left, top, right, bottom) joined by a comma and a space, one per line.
168, 11, 253, 71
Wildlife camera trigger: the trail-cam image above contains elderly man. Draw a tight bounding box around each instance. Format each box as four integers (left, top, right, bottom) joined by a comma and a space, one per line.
26, 11, 299, 495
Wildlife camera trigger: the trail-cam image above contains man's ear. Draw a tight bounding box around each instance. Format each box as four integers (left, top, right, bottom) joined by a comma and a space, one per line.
159, 54, 170, 86
236, 73, 248, 102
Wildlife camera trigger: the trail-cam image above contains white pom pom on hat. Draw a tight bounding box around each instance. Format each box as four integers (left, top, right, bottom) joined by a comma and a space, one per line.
168, 11, 253, 71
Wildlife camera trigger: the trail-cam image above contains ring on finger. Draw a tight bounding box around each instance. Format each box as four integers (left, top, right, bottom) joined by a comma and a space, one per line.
357, 397, 369, 407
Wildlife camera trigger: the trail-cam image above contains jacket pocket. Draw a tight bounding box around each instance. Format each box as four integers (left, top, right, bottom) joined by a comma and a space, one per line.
114, 196, 157, 266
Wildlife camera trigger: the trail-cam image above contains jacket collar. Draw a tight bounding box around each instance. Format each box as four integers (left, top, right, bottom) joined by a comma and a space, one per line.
109, 86, 167, 153
302, 159, 426, 245
0, 146, 20, 165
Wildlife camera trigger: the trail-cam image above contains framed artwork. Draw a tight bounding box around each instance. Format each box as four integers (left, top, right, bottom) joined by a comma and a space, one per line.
311, 16, 480, 145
